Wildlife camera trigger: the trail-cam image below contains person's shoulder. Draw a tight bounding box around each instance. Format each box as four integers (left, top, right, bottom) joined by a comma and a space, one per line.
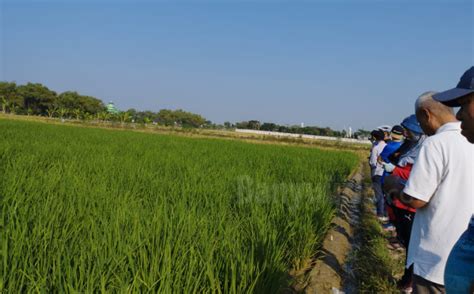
423, 128, 471, 153
417, 135, 441, 153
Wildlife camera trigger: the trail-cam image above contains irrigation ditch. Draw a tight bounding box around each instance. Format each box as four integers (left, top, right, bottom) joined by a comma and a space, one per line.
286, 162, 402, 293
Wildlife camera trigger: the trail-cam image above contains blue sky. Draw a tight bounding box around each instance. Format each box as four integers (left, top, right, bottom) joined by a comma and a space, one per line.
1, 0, 472, 130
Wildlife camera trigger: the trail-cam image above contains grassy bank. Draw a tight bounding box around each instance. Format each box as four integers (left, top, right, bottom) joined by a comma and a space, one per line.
351, 164, 400, 292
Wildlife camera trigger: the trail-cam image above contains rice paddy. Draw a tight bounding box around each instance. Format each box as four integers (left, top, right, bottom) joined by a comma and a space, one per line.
0, 119, 358, 293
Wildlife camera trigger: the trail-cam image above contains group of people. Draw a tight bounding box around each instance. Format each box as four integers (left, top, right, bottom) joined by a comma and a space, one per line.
368, 66, 474, 294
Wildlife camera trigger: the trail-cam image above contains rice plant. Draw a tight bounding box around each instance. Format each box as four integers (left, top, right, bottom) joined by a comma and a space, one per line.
0, 119, 358, 293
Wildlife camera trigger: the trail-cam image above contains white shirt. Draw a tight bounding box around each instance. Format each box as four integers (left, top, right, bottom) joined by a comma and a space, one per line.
404, 122, 474, 285
369, 140, 386, 177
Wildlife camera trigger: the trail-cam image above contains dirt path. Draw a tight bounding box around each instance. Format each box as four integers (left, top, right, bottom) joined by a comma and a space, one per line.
289, 166, 365, 293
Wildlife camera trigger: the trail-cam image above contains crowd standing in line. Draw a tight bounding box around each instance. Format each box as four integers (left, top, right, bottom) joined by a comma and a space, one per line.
368, 66, 474, 294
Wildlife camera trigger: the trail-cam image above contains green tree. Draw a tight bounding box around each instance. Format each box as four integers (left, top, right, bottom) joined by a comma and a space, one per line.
17, 83, 57, 115
0, 96, 8, 114
260, 122, 277, 131
143, 117, 151, 125
58, 107, 68, 119
156, 109, 207, 128
72, 108, 82, 120
57, 91, 105, 115
118, 111, 131, 125
98, 111, 110, 122
0, 82, 22, 113
46, 108, 57, 118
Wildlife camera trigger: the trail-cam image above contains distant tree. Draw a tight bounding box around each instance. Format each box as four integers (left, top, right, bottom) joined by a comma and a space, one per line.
46, 108, 56, 118
235, 121, 249, 129
260, 122, 277, 131
10, 104, 19, 114
81, 112, 90, 121
72, 108, 82, 120
143, 117, 151, 125
118, 111, 131, 125
247, 120, 261, 130
156, 109, 207, 128
17, 83, 57, 115
0, 96, 7, 114
98, 111, 110, 122
57, 107, 68, 119
126, 108, 137, 120
57, 91, 105, 115
0, 82, 23, 112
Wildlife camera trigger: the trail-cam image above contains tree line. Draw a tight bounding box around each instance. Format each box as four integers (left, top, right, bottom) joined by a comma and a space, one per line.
0, 82, 207, 128
0, 81, 369, 137
230, 120, 369, 139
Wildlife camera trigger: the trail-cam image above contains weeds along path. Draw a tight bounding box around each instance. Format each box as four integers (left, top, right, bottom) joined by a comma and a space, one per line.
0, 119, 359, 293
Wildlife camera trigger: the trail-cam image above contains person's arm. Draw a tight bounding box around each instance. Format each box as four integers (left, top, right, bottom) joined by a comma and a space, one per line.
398, 193, 428, 208
369, 143, 379, 168
379, 144, 392, 163
383, 175, 428, 209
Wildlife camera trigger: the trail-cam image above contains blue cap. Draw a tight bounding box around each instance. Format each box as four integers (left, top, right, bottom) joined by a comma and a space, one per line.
401, 114, 423, 135
433, 66, 474, 107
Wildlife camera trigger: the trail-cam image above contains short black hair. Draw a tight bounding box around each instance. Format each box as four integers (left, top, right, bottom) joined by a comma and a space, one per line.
371, 130, 385, 141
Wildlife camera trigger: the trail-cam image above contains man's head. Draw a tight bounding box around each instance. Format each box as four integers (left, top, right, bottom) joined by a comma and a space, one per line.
453, 93, 474, 143
401, 114, 424, 141
432, 66, 474, 143
415, 91, 457, 136
390, 125, 404, 141
377, 125, 392, 141
371, 129, 385, 142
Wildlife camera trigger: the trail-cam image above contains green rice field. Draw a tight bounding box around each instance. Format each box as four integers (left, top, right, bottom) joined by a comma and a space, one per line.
0, 119, 358, 293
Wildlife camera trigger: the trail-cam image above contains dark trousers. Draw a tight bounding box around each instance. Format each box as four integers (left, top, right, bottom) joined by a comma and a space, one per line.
392, 207, 415, 285
372, 175, 385, 217
413, 275, 446, 294
392, 207, 415, 248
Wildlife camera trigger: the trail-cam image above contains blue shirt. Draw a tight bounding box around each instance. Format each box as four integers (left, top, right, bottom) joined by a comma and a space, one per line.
380, 140, 403, 163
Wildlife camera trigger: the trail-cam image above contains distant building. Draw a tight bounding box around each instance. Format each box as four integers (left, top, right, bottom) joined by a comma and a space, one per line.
106, 101, 119, 114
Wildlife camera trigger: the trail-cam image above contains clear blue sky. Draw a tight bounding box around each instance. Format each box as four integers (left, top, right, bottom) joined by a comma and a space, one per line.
1, 0, 472, 130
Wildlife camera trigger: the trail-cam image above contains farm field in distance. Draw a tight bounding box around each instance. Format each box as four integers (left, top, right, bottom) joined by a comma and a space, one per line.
0, 119, 358, 292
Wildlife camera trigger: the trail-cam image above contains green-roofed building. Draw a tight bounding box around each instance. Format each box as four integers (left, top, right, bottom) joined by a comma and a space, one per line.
106, 101, 119, 114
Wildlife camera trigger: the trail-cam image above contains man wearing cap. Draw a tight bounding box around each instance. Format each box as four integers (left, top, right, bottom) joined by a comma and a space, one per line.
388, 91, 473, 293
433, 66, 474, 143
432, 66, 474, 293
379, 125, 404, 163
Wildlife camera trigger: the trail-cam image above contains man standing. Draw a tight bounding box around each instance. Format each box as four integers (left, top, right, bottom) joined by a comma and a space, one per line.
432, 66, 474, 293
396, 91, 473, 293
369, 130, 387, 220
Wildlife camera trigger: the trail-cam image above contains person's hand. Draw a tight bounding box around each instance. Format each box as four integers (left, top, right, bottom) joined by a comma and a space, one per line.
382, 162, 396, 173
